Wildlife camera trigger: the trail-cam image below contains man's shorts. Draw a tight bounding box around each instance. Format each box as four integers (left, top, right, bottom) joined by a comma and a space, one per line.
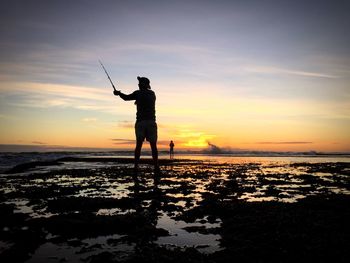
135, 120, 157, 143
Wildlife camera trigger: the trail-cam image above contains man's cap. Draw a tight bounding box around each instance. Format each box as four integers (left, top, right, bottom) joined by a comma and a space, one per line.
137, 76, 150, 85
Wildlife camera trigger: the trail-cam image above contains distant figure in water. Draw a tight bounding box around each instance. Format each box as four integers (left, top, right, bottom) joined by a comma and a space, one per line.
113, 77, 160, 178
169, 140, 175, 159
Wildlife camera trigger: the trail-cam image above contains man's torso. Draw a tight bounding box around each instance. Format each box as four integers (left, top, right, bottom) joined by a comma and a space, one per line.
134, 89, 156, 122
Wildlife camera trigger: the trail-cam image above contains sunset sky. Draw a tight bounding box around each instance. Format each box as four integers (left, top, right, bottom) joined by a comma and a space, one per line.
0, 0, 349, 152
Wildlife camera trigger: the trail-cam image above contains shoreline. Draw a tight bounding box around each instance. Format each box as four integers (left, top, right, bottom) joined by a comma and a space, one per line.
2, 154, 350, 175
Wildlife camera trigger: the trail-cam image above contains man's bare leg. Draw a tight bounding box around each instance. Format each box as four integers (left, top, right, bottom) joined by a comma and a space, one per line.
150, 141, 159, 171
134, 140, 143, 171
150, 141, 160, 187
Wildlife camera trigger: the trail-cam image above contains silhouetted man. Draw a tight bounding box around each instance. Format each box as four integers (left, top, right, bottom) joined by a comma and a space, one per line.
113, 77, 159, 175
169, 140, 175, 159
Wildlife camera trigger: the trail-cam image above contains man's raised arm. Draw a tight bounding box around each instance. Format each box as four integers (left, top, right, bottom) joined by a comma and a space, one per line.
114, 90, 137, 101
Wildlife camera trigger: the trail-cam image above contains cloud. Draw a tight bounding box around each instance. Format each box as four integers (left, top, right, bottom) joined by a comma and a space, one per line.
111, 138, 135, 145
0, 81, 126, 115
117, 121, 134, 129
31, 141, 46, 145
0, 82, 110, 101
256, 142, 313, 145
245, 66, 338, 79
82, 118, 97, 123
111, 138, 185, 148
110, 138, 172, 147
0, 114, 10, 119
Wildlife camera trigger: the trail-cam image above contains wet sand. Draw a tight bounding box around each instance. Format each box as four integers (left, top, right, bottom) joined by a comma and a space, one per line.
0, 157, 349, 262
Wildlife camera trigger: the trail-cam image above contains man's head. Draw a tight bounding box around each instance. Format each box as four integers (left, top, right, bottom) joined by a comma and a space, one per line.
137, 76, 151, 90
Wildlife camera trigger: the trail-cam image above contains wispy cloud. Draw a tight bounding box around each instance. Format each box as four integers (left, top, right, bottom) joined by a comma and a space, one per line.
0, 82, 110, 101
256, 141, 313, 145
0, 114, 14, 119
117, 121, 134, 129
245, 66, 338, 79
31, 141, 46, 145
111, 43, 214, 55
111, 138, 135, 145
111, 138, 182, 147
0, 82, 125, 115
82, 118, 97, 123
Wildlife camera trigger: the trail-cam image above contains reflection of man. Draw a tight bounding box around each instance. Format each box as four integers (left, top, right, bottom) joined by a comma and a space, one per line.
169, 140, 175, 159
113, 77, 159, 175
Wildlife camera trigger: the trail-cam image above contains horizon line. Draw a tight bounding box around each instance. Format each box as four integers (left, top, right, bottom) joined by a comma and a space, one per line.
0, 144, 349, 154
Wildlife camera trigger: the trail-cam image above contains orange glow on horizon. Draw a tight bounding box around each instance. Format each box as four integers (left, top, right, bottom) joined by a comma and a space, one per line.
0, 82, 349, 153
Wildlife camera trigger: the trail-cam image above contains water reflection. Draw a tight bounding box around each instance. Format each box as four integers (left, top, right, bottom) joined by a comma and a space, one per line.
155, 214, 222, 254
1, 157, 349, 259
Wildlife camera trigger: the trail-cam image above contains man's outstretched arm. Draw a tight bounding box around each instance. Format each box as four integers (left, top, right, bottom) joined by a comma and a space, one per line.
114, 90, 136, 101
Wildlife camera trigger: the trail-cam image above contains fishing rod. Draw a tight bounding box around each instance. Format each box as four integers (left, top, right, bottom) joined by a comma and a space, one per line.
99, 60, 117, 91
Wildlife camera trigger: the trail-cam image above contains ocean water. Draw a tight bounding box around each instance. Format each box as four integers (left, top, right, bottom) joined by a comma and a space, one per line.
1, 151, 349, 173
177, 154, 350, 164
0, 151, 350, 173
